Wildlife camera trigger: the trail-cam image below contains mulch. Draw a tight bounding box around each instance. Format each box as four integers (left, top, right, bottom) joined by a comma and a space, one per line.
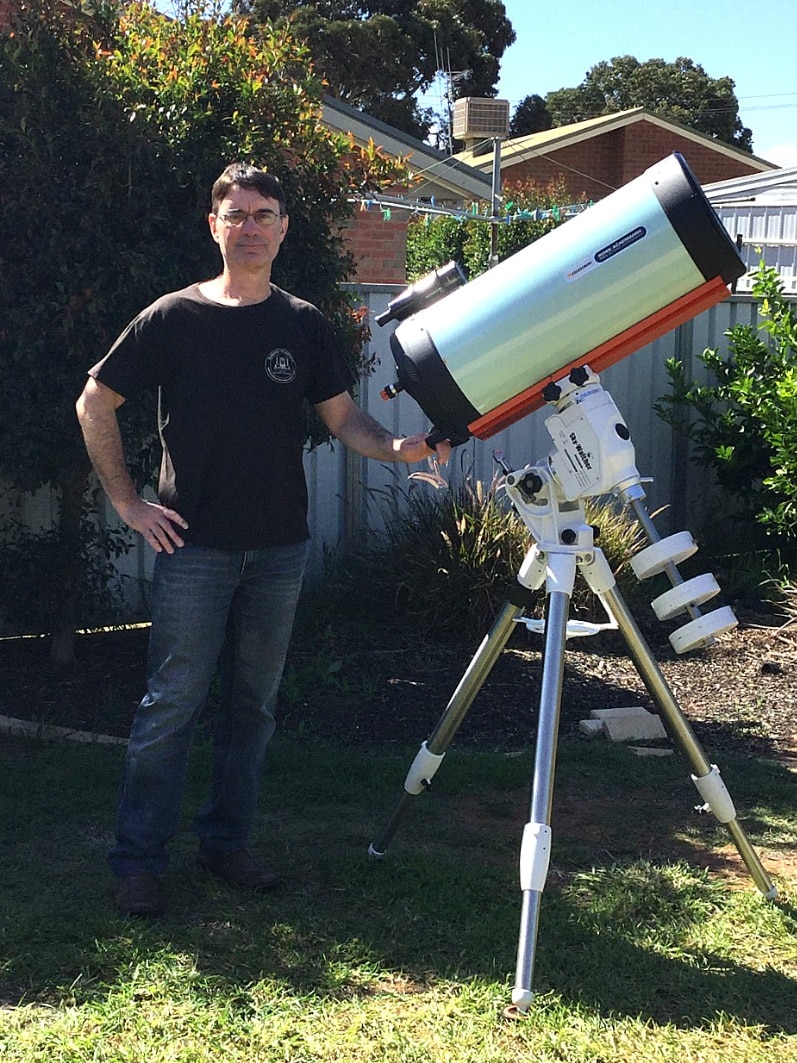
2, 610, 796, 765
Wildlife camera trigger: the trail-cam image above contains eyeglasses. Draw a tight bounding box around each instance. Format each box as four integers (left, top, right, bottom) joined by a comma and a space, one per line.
217, 209, 285, 229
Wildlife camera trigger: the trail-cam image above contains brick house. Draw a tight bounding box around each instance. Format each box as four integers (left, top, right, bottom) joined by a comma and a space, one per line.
322, 97, 492, 284
454, 107, 775, 202
3, 0, 774, 282
324, 103, 777, 282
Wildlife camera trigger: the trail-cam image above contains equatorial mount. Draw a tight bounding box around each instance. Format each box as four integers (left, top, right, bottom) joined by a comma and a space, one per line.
507, 365, 738, 654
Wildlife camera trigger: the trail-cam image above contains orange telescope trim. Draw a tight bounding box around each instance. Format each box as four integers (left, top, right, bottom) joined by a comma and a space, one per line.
467, 276, 729, 440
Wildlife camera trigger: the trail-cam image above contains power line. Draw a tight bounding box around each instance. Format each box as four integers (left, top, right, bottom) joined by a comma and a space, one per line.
496, 94, 797, 119
738, 91, 797, 100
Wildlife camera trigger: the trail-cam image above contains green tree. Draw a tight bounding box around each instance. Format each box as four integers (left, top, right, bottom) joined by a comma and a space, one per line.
237, 0, 516, 141
406, 178, 575, 280
0, 0, 168, 661
509, 93, 552, 137
655, 265, 797, 551
545, 56, 753, 152
0, 0, 403, 660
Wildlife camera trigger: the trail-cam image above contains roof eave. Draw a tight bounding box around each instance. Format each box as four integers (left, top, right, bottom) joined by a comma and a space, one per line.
322, 96, 493, 200
456, 108, 776, 174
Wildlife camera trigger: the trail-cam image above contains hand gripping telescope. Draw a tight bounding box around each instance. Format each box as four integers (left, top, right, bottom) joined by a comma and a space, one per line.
371, 155, 776, 1018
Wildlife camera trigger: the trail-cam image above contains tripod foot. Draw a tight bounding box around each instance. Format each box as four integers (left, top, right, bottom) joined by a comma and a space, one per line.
503, 987, 534, 1020
502, 1005, 526, 1021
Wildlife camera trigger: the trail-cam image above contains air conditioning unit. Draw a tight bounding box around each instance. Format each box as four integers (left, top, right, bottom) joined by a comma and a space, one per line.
452, 97, 510, 141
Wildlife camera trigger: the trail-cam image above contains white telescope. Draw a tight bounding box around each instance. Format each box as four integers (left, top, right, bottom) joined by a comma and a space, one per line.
380, 153, 745, 443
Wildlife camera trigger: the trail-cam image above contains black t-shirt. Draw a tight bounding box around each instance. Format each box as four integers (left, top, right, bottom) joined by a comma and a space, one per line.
89, 283, 355, 549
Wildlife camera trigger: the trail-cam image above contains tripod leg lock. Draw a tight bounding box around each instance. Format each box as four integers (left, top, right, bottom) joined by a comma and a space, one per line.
519, 822, 552, 892
691, 764, 736, 824
403, 741, 445, 796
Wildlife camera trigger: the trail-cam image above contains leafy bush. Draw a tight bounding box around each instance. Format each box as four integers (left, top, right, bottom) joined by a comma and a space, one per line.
0, 515, 132, 637
655, 264, 797, 554
317, 473, 647, 641
405, 177, 581, 281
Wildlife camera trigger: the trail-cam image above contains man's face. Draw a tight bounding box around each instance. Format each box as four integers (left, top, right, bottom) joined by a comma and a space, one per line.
208, 184, 288, 273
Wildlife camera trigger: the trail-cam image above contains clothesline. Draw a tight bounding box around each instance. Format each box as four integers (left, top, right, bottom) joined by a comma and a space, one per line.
351, 194, 592, 224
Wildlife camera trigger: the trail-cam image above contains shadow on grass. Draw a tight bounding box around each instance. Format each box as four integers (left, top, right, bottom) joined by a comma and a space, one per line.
0, 734, 795, 1037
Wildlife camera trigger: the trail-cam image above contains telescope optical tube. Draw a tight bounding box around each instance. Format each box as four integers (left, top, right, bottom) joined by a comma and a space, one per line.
384, 152, 745, 443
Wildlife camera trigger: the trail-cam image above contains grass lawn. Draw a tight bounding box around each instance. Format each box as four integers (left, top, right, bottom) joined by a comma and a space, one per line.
1, 730, 795, 1062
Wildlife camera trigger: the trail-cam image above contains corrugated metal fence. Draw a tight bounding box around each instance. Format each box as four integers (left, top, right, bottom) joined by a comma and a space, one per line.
0, 286, 769, 626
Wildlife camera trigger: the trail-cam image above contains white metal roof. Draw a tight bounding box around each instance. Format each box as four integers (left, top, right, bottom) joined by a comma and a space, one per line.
704, 167, 797, 206
705, 168, 797, 293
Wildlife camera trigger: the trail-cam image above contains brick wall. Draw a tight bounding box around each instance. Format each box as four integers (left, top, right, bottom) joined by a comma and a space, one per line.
340, 205, 408, 284
504, 120, 766, 202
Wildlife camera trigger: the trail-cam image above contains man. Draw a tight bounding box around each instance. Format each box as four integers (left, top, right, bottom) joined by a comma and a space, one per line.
76, 161, 449, 917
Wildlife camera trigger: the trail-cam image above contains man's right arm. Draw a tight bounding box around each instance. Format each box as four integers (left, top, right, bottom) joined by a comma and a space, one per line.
75, 377, 188, 553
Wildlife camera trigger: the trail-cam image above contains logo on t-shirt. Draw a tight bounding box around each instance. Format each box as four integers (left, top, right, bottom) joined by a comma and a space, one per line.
265, 348, 297, 384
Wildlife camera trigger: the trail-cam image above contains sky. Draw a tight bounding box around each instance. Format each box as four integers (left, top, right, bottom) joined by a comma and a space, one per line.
153, 0, 797, 167
487, 0, 797, 166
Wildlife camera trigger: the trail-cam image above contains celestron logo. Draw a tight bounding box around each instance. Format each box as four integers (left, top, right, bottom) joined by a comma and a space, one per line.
566, 259, 594, 280
566, 225, 647, 282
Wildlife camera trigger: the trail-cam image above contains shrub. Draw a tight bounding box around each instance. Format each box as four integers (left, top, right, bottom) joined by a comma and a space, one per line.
769, 573, 797, 629
319, 473, 647, 641
655, 264, 797, 555
405, 177, 582, 281
0, 516, 132, 637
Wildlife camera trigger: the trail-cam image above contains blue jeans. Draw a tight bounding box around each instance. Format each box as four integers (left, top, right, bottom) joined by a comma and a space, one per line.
108, 541, 309, 878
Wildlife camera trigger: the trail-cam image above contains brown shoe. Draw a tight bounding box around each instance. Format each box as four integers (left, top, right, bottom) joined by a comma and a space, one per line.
196, 849, 279, 891
114, 873, 164, 917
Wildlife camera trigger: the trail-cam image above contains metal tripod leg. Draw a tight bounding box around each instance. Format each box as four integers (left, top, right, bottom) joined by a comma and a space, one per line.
369, 531, 775, 1020
368, 596, 526, 858
510, 585, 571, 1015
509, 548, 776, 1016
598, 579, 777, 899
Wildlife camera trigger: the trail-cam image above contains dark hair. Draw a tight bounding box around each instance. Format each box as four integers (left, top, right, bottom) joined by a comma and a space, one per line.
211, 162, 287, 215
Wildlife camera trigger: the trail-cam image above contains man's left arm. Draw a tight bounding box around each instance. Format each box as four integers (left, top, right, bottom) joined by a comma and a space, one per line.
316, 392, 451, 465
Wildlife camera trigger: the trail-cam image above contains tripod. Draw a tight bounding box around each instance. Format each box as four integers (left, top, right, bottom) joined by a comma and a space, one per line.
368, 367, 776, 1017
